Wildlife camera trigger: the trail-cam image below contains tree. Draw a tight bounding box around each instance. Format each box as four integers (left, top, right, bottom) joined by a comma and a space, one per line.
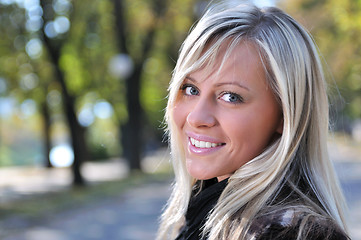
280, 0, 361, 123
39, 0, 88, 185
112, 0, 168, 170
0, 2, 54, 167
111, 0, 202, 171
0, 0, 202, 177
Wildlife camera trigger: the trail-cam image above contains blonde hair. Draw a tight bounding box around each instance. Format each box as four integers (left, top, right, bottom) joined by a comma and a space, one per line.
157, 1, 348, 239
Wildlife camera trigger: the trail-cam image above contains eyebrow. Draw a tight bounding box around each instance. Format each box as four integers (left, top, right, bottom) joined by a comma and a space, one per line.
185, 76, 250, 91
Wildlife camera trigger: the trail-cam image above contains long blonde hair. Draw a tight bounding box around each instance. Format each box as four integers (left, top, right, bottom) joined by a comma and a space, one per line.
157, 1, 348, 239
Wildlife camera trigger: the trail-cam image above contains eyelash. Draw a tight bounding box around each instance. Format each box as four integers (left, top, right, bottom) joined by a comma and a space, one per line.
179, 83, 243, 104
180, 84, 199, 96
219, 91, 244, 104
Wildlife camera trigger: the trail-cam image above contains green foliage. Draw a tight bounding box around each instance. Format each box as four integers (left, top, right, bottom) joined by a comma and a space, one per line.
281, 0, 361, 119
0, 0, 201, 166
139, 0, 198, 133
86, 117, 120, 161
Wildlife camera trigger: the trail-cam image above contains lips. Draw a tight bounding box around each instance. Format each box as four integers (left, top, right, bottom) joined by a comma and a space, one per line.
186, 131, 225, 155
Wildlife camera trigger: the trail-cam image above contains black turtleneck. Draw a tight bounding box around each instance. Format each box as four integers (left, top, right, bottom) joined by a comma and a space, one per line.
174, 177, 350, 240
175, 178, 228, 240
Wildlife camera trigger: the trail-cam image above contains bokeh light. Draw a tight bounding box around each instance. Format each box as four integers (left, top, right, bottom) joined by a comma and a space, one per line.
20, 99, 37, 118
19, 73, 39, 91
53, 0, 71, 15
46, 90, 62, 108
25, 38, 43, 59
49, 145, 74, 168
0, 97, 15, 118
93, 100, 114, 119
108, 54, 134, 79
78, 104, 95, 127
53, 16, 70, 34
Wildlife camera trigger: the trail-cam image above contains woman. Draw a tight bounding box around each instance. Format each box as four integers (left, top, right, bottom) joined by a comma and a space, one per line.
157, 1, 349, 239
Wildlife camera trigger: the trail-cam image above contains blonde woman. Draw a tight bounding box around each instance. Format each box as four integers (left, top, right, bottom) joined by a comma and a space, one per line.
157, 1, 349, 239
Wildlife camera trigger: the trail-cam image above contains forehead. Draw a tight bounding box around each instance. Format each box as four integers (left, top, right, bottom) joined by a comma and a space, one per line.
188, 41, 265, 85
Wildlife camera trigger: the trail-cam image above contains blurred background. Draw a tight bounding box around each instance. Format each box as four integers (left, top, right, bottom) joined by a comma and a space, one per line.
0, 0, 360, 239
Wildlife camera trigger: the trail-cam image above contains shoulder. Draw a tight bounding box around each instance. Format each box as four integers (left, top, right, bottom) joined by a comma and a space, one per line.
247, 208, 349, 240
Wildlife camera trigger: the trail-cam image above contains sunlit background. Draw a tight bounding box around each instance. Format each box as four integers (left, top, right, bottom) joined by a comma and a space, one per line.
1, 0, 361, 170
0, 0, 361, 239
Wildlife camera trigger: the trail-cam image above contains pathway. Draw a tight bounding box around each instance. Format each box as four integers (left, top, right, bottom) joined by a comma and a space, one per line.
0, 142, 360, 240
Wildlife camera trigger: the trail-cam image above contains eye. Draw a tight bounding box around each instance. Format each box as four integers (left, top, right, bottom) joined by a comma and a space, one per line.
220, 92, 243, 104
181, 84, 199, 96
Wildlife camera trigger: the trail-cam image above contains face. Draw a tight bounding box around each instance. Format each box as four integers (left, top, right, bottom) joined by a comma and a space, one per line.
172, 41, 283, 182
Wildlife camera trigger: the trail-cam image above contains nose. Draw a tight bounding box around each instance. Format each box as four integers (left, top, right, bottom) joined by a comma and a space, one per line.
186, 98, 217, 128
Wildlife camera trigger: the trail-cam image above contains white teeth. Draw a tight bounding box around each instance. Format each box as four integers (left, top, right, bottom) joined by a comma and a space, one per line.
190, 137, 222, 148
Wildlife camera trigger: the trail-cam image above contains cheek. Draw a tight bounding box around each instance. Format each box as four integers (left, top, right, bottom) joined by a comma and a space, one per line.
225, 107, 280, 154
172, 102, 188, 130
246, 107, 282, 149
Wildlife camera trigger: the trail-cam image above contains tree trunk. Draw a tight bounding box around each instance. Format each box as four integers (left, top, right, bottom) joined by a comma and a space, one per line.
113, 0, 167, 171
121, 65, 143, 170
113, 0, 141, 171
51, 60, 87, 185
40, 0, 87, 186
41, 102, 52, 168
66, 96, 87, 185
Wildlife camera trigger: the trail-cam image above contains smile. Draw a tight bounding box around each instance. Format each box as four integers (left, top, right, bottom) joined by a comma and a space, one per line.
190, 137, 224, 148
